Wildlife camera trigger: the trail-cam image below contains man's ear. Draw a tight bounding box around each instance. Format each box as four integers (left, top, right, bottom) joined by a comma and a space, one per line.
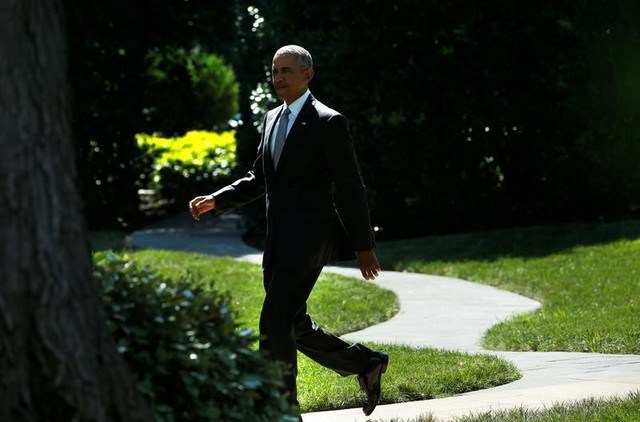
305, 68, 315, 83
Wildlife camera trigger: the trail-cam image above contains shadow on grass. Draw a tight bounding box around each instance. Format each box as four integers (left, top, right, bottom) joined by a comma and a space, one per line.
376, 218, 640, 264
96, 212, 640, 266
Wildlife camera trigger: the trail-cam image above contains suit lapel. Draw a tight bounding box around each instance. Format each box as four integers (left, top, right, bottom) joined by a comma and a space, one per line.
276, 96, 315, 172
263, 105, 285, 178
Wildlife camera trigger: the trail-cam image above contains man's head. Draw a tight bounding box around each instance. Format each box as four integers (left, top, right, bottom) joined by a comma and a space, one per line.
272, 45, 314, 104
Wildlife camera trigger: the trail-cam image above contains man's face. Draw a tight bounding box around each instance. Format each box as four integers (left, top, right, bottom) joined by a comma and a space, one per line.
271, 54, 314, 104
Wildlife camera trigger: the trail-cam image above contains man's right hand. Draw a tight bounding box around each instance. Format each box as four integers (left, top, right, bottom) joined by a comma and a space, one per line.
189, 194, 216, 221
356, 250, 381, 281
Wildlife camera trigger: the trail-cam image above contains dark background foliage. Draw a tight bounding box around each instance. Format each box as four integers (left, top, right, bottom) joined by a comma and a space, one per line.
255, 0, 640, 238
64, 0, 239, 229
66, 1, 640, 239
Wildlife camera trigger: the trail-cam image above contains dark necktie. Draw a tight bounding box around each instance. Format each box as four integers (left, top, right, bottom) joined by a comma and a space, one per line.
272, 108, 291, 169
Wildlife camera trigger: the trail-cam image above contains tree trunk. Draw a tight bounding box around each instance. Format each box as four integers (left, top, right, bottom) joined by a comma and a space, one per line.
0, 1, 152, 420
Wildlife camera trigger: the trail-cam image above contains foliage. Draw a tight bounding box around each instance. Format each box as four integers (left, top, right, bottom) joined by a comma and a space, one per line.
226, 4, 273, 239
93, 252, 297, 421
137, 130, 237, 210
64, 1, 239, 229
144, 47, 239, 135
137, 131, 236, 169
67, 1, 640, 236
254, 1, 640, 238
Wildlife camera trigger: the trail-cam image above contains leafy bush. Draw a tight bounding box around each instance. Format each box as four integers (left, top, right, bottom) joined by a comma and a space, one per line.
93, 252, 296, 421
144, 47, 239, 135
137, 130, 237, 209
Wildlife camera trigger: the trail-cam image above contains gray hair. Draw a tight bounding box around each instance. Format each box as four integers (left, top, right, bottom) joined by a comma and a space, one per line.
274, 45, 313, 69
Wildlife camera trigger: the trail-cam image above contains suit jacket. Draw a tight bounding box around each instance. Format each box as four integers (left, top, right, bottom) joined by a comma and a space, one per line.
211, 94, 374, 269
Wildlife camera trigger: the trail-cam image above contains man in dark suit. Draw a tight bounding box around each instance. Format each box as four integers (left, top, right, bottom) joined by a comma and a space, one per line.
189, 45, 388, 418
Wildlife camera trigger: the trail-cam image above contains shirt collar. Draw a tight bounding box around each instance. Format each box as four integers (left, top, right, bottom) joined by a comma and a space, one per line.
284, 90, 310, 120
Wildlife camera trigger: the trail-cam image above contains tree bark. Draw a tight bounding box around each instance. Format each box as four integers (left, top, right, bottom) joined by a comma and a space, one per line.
0, 1, 152, 420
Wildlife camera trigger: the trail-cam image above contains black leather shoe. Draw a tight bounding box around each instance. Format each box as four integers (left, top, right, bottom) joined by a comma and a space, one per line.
357, 351, 389, 416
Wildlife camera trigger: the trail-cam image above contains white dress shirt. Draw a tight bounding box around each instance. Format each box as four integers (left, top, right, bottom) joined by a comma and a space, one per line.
270, 90, 311, 157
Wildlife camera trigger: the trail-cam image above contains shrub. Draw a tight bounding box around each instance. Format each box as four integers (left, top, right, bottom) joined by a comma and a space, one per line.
93, 252, 296, 421
137, 130, 237, 210
143, 47, 239, 135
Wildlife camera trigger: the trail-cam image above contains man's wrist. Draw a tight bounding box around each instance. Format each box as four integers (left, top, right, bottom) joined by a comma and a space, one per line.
356, 249, 374, 255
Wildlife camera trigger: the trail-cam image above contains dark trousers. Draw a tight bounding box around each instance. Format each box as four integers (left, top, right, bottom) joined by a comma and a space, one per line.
260, 265, 374, 407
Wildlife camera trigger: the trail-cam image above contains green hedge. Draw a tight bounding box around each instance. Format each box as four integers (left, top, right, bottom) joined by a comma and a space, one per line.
93, 252, 297, 421
137, 130, 237, 211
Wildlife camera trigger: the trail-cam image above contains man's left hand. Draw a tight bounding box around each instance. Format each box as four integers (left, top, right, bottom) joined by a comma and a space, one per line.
356, 250, 381, 281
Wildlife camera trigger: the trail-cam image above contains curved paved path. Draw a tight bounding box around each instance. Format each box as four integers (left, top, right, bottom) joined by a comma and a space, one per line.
130, 212, 640, 421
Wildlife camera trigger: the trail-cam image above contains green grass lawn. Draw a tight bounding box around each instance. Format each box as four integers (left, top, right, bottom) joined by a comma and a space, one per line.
406, 391, 640, 422
299, 345, 517, 412
119, 249, 519, 412
376, 219, 640, 354
130, 249, 398, 336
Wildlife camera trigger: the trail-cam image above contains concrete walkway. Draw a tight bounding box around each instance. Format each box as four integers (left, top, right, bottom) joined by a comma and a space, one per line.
130, 212, 640, 421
